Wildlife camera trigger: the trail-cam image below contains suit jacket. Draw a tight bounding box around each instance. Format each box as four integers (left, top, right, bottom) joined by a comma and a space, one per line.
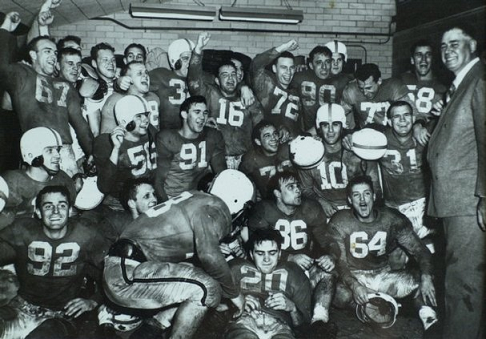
427, 61, 486, 217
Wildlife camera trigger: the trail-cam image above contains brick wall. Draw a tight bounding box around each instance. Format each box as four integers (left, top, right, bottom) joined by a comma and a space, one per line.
50, 0, 396, 77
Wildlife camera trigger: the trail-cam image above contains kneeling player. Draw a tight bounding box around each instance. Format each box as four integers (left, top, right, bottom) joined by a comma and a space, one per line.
103, 169, 254, 339
329, 175, 438, 332
224, 229, 311, 339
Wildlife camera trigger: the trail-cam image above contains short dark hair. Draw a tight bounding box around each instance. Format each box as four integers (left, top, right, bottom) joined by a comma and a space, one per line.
273, 51, 295, 67
308, 46, 332, 63
247, 229, 284, 253
251, 119, 276, 145
120, 61, 145, 77
410, 39, 433, 57
119, 177, 155, 211
346, 175, 374, 198
27, 36, 56, 62
355, 63, 381, 82
90, 42, 115, 61
57, 47, 82, 63
180, 95, 207, 115
386, 100, 413, 119
124, 43, 147, 62
217, 58, 237, 76
267, 170, 298, 199
35, 185, 71, 211
57, 35, 81, 51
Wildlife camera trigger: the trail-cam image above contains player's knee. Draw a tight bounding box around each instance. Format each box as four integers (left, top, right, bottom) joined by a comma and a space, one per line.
25, 318, 77, 339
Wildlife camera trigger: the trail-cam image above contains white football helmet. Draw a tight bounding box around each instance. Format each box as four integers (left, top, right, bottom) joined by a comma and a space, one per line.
167, 38, 195, 70
74, 176, 104, 211
352, 128, 388, 160
325, 40, 348, 61
289, 136, 325, 169
356, 292, 399, 329
316, 103, 347, 129
20, 127, 62, 166
209, 169, 254, 215
0, 176, 9, 213
114, 95, 150, 130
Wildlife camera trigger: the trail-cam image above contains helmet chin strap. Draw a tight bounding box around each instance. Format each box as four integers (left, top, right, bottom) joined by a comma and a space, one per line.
41, 164, 60, 176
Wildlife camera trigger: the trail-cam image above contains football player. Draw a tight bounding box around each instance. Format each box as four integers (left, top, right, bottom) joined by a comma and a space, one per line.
239, 120, 293, 200
0, 13, 93, 177
341, 63, 417, 130
188, 32, 263, 169
325, 40, 349, 76
0, 127, 76, 230
296, 104, 381, 219
103, 169, 254, 339
329, 175, 438, 332
94, 95, 157, 211
400, 39, 446, 124
0, 185, 108, 338
154, 95, 226, 201
250, 40, 303, 143
123, 43, 147, 64
247, 171, 338, 330
100, 61, 160, 133
224, 229, 312, 339
149, 38, 195, 130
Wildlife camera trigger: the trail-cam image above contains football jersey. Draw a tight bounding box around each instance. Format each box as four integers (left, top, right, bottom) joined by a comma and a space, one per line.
380, 128, 428, 207
149, 67, 189, 130
328, 207, 432, 274
341, 77, 411, 129
248, 199, 328, 257
400, 72, 446, 117
0, 30, 93, 155
94, 132, 157, 203
0, 218, 108, 310
250, 48, 303, 138
155, 127, 225, 199
229, 258, 311, 325
0, 170, 76, 229
120, 190, 238, 298
100, 92, 160, 134
298, 147, 381, 207
239, 145, 293, 199
188, 52, 264, 156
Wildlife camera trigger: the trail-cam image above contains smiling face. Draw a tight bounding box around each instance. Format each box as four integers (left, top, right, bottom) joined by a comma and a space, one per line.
125, 46, 145, 63
357, 76, 381, 100
42, 146, 61, 173
231, 58, 245, 84
183, 102, 209, 134
128, 63, 150, 95
131, 112, 150, 137
59, 54, 82, 84
272, 57, 295, 88
36, 192, 70, 238
309, 53, 332, 80
31, 39, 58, 76
176, 51, 192, 77
389, 104, 413, 137
441, 28, 475, 76
348, 182, 375, 222
411, 45, 433, 78
321, 121, 343, 146
130, 183, 157, 214
256, 125, 279, 155
251, 240, 281, 274
216, 65, 237, 96
94, 49, 117, 81
330, 52, 345, 75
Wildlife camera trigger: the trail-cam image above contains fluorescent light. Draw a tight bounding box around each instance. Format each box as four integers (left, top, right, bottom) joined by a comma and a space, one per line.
219, 6, 303, 24
130, 3, 216, 21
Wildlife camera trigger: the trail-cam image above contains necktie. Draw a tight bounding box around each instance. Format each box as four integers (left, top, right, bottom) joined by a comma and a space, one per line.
446, 84, 456, 104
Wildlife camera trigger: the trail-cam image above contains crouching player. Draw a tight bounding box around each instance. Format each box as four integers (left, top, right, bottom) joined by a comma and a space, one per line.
329, 175, 438, 333
224, 229, 311, 339
103, 169, 254, 339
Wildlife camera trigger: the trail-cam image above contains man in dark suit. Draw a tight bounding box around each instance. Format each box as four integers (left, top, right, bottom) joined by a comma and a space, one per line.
427, 24, 485, 339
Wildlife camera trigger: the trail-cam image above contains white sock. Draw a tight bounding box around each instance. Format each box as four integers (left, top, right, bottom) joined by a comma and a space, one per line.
312, 305, 329, 323
419, 306, 438, 330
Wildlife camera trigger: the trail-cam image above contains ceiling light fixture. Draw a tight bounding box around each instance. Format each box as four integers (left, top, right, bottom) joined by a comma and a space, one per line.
129, 3, 216, 21
219, 6, 303, 24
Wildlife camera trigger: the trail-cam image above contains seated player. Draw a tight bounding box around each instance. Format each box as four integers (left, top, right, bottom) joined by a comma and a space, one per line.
0, 127, 76, 229
0, 185, 108, 338
247, 171, 339, 333
223, 229, 312, 339
328, 175, 438, 333
188, 32, 263, 169
295, 103, 381, 219
240, 120, 293, 200
94, 95, 157, 211
154, 95, 226, 201
103, 169, 254, 339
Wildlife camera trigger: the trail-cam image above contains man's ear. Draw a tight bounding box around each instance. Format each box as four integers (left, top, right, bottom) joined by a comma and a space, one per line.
308, 62, 314, 71
377, 78, 383, 86
91, 59, 98, 70
181, 110, 188, 119
29, 50, 37, 64
127, 199, 136, 210
469, 38, 477, 54
410, 56, 415, 65
254, 138, 262, 146
274, 189, 281, 200
215, 77, 220, 87
249, 251, 254, 261
34, 208, 42, 219
272, 64, 277, 74
347, 196, 352, 206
